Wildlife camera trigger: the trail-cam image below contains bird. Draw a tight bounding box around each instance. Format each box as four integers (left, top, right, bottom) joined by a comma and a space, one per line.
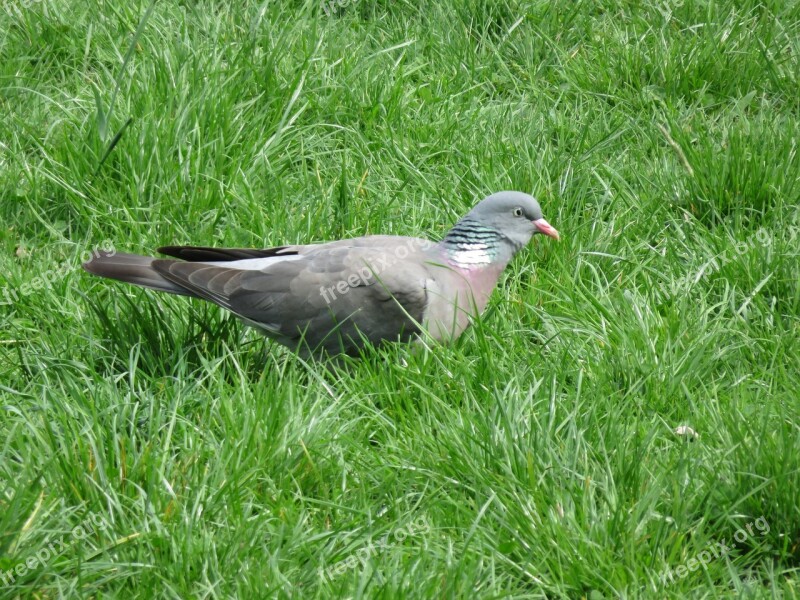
83, 191, 559, 358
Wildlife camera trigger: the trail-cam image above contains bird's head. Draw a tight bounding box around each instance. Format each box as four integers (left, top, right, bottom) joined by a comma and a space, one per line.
467, 191, 559, 248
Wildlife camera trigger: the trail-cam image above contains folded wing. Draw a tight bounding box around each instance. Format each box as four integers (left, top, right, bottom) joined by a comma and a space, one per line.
151, 240, 433, 356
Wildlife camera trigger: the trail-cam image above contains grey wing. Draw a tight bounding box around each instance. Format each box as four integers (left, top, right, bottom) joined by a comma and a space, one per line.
151, 247, 430, 355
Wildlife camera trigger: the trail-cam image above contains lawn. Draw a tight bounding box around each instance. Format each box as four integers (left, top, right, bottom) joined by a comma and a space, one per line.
1, 0, 799, 597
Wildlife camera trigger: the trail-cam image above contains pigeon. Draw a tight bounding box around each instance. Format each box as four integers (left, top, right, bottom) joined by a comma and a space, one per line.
83, 191, 559, 357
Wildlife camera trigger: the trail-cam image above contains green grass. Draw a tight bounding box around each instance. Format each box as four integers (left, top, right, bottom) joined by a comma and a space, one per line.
2, 0, 800, 597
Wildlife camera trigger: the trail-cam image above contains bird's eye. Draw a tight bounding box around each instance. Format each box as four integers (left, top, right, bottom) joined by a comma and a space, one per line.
513, 207, 523, 217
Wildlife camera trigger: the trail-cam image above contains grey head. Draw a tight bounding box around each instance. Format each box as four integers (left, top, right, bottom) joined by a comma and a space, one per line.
460, 191, 559, 248
441, 191, 559, 270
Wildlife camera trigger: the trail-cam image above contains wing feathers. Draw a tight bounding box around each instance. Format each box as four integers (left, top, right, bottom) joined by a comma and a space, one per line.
151, 260, 243, 309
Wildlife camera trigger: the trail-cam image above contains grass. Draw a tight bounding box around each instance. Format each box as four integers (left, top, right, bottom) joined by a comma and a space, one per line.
1, 0, 800, 597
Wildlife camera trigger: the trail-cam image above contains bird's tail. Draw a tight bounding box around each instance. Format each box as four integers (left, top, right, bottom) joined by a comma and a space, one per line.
82, 251, 194, 297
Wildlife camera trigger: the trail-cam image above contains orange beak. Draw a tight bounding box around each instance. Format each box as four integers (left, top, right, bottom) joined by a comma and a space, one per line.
533, 218, 560, 240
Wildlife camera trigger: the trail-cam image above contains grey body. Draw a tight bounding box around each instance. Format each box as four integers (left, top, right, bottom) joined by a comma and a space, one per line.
83, 192, 559, 357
